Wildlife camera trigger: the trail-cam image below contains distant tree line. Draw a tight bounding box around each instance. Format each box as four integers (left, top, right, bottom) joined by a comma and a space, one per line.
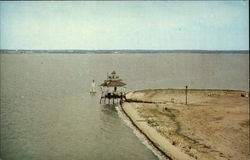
0, 49, 248, 54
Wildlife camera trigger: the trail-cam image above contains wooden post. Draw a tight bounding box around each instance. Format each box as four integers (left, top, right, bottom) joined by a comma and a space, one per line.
185, 85, 188, 105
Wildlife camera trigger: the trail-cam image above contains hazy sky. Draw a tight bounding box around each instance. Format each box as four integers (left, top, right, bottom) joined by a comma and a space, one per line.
0, 1, 248, 50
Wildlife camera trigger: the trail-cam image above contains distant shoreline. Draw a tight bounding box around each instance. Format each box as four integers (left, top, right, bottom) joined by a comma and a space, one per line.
0, 49, 249, 54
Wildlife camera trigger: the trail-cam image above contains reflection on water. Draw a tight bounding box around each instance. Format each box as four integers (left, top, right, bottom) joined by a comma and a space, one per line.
101, 104, 118, 115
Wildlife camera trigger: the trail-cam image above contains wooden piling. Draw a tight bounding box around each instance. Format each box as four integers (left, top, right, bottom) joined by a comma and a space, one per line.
185, 85, 188, 105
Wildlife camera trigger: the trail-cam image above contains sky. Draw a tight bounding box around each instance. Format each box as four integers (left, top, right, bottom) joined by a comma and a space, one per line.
0, 1, 249, 50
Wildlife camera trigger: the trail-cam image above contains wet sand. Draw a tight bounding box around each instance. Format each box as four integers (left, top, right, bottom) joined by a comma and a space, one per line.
122, 89, 249, 160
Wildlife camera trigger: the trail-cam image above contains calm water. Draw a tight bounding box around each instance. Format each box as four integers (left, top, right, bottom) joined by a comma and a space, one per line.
0, 53, 248, 160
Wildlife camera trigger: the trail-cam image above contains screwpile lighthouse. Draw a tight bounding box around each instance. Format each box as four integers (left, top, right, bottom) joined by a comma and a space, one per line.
99, 71, 126, 104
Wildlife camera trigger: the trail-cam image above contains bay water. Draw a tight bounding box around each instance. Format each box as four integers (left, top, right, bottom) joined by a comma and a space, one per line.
0, 53, 248, 160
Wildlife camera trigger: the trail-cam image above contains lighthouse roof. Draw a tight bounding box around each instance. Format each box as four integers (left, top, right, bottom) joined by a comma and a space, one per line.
100, 79, 126, 87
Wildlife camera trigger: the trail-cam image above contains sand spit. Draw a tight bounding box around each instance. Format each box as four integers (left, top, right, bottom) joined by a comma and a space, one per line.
122, 89, 249, 160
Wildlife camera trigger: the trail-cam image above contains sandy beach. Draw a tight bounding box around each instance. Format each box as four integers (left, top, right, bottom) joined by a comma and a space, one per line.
122, 89, 249, 160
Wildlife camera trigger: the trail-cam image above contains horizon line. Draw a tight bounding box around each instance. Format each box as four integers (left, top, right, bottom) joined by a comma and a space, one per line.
1, 49, 249, 51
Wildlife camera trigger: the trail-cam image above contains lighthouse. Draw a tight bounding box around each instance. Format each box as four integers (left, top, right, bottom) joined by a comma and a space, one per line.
99, 71, 126, 104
